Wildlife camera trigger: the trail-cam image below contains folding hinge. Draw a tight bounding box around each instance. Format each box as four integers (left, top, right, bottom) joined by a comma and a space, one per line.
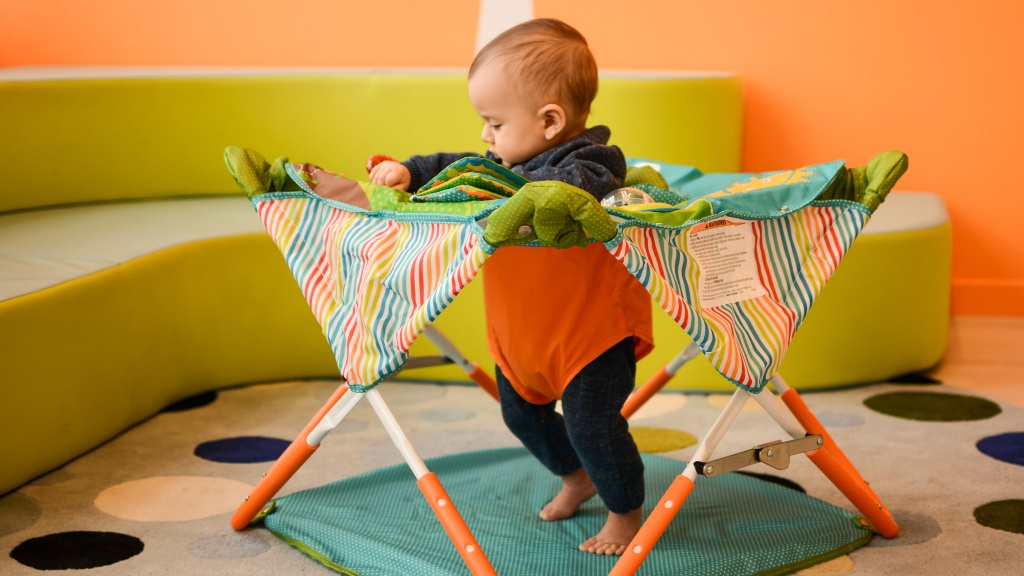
694, 434, 824, 477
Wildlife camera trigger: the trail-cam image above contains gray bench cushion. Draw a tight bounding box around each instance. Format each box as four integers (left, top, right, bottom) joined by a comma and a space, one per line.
0, 197, 263, 302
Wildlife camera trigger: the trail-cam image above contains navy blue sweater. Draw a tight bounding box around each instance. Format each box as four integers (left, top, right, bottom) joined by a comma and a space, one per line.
401, 125, 626, 200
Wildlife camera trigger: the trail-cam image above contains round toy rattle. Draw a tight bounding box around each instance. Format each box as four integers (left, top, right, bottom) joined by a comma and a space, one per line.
600, 187, 655, 207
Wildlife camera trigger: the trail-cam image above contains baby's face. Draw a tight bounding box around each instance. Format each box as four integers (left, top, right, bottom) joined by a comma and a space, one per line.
468, 62, 552, 167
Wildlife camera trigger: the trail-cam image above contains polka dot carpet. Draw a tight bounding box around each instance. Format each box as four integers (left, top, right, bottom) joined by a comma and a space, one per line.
1, 379, 1022, 574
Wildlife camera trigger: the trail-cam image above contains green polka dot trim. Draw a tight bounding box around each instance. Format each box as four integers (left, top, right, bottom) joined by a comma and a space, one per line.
483, 181, 617, 247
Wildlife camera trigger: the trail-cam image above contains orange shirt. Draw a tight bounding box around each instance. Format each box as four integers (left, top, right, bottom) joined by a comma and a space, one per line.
483, 243, 654, 405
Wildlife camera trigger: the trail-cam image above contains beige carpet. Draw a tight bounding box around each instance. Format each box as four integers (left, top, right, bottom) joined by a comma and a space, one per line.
2, 377, 1022, 575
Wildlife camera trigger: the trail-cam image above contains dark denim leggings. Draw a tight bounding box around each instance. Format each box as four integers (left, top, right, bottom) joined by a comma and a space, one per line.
495, 337, 645, 514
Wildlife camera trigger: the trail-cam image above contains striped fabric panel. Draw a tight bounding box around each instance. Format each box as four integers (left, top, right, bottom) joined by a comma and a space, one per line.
611, 203, 869, 391
255, 189, 867, 393
255, 194, 489, 389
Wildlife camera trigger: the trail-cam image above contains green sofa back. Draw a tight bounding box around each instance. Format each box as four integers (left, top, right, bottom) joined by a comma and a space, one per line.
0, 71, 743, 214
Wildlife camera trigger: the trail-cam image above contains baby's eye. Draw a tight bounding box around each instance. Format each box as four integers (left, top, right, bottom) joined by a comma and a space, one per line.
491, 124, 502, 131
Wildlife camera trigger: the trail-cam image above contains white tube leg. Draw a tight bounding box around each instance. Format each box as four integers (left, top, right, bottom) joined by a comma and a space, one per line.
682, 388, 751, 481
422, 325, 475, 374
305, 389, 365, 447
665, 342, 702, 375
751, 388, 808, 440
769, 374, 792, 395
366, 388, 430, 479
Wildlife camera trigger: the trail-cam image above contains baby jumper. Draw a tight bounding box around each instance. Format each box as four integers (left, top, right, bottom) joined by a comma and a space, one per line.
222, 146, 910, 576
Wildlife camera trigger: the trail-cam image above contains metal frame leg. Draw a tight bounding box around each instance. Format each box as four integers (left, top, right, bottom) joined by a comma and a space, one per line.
611, 388, 751, 575
611, 367, 900, 575
769, 376, 898, 538
422, 325, 499, 401
230, 384, 363, 530
365, 389, 498, 576
621, 343, 701, 419
234, 339, 896, 575
233, 383, 499, 576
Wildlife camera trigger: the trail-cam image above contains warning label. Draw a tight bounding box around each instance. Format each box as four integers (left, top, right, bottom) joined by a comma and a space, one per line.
685, 217, 767, 309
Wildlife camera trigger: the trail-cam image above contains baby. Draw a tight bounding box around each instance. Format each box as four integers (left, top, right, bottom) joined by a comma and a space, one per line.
370, 18, 654, 556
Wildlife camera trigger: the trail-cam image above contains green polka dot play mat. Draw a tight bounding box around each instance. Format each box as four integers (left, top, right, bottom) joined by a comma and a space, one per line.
256, 447, 872, 576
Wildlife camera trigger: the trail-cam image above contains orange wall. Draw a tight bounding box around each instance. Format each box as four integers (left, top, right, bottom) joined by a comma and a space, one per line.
0, 0, 479, 67
2, 0, 1022, 316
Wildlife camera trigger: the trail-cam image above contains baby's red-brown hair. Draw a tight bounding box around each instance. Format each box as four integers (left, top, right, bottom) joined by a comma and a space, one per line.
469, 18, 598, 125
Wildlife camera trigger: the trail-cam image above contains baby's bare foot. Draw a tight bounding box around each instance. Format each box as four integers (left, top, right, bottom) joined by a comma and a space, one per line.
578, 508, 643, 556
539, 468, 597, 521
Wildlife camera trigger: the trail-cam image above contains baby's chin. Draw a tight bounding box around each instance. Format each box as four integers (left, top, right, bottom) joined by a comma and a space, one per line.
490, 152, 509, 167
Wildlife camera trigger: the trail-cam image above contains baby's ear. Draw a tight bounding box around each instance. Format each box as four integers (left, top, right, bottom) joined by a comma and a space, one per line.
539, 104, 567, 140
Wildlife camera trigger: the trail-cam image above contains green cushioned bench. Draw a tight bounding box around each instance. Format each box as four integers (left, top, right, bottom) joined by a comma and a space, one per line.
0, 67, 948, 497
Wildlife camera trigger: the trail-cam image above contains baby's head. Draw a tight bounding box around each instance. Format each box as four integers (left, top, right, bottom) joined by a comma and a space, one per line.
467, 19, 598, 167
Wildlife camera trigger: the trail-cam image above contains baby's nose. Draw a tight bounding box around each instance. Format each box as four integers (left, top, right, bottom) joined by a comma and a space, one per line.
480, 125, 494, 143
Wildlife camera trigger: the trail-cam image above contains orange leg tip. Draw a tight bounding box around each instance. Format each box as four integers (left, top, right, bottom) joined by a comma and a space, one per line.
871, 508, 900, 538
611, 476, 695, 575
228, 439, 319, 529
806, 448, 898, 540
227, 385, 346, 532
468, 364, 500, 402
229, 512, 250, 531
416, 473, 498, 576
621, 367, 674, 418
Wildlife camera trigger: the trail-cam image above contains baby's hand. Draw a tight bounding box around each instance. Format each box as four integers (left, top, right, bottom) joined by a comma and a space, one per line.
369, 160, 411, 191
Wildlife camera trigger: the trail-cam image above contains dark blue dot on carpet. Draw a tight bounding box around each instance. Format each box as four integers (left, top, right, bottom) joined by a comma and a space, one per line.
10, 531, 144, 570
194, 436, 290, 463
163, 391, 218, 412
977, 432, 1024, 466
